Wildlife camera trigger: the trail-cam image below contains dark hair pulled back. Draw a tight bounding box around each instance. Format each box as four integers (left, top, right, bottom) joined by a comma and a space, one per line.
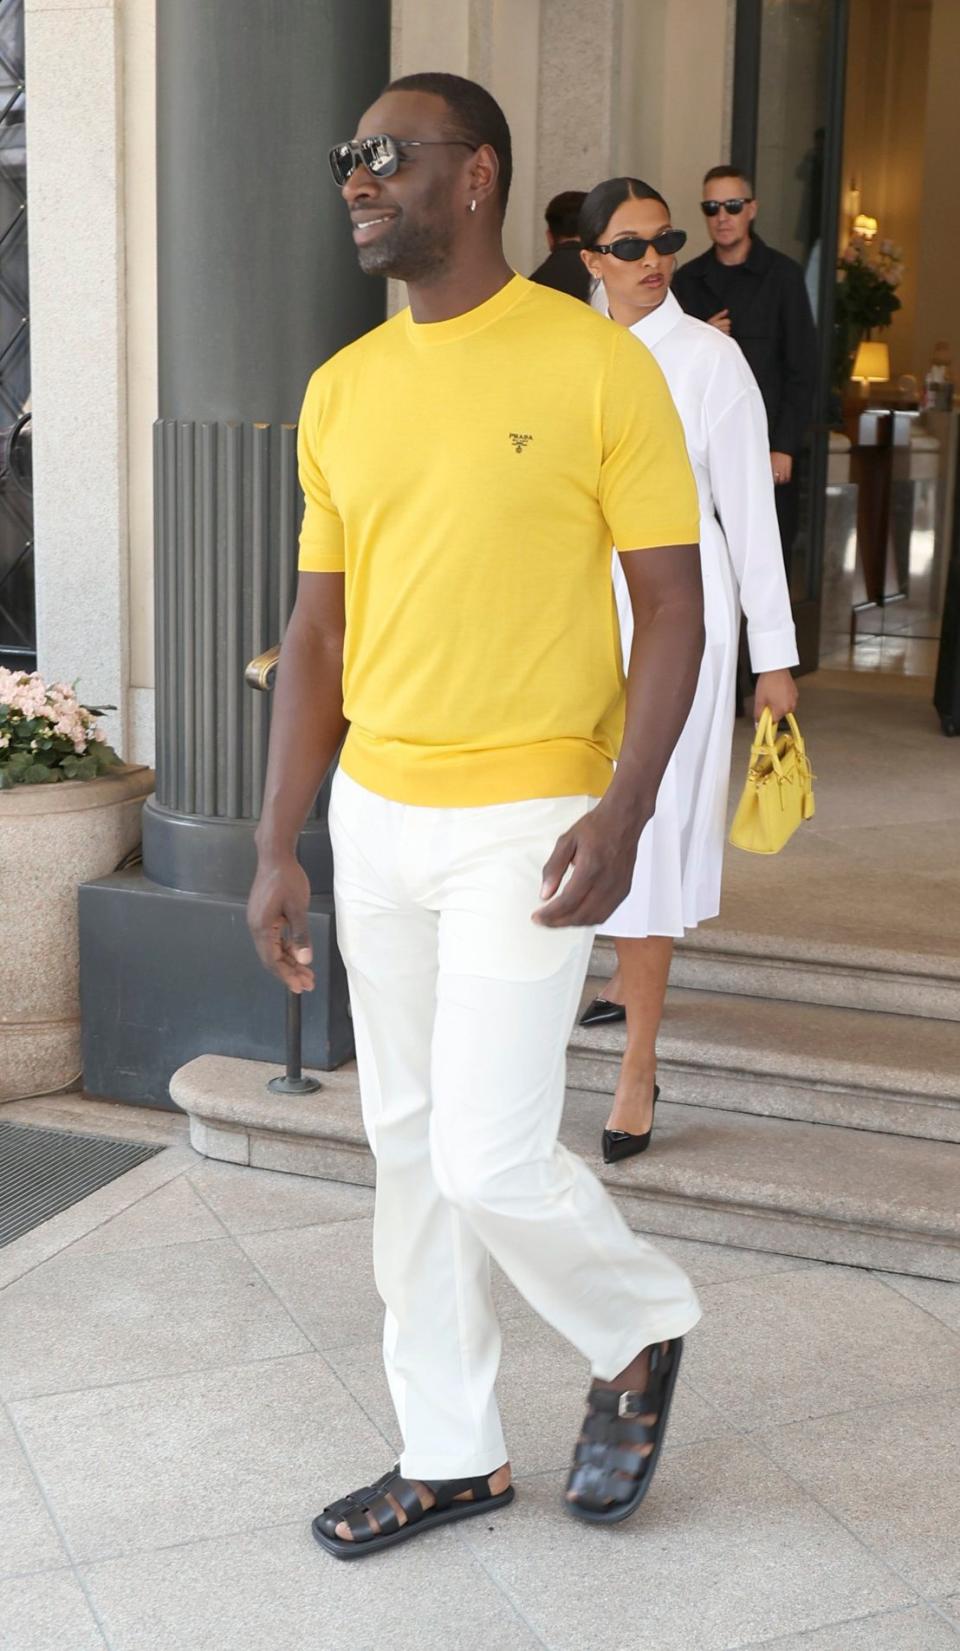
577, 177, 671, 249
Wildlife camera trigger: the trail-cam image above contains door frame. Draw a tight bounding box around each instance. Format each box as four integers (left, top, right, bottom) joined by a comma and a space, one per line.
732, 0, 850, 674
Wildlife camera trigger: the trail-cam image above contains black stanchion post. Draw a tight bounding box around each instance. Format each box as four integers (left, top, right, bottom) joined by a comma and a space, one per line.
268, 988, 322, 1096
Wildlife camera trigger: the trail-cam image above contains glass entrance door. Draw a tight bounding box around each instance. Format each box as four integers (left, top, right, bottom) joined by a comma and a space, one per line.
732, 0, 849, 673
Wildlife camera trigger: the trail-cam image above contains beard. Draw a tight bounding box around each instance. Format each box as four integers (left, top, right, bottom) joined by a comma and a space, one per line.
355, 194, 456, 283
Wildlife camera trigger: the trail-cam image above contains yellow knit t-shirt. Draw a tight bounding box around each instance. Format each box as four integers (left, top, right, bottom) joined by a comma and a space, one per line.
297, 275, 698, 807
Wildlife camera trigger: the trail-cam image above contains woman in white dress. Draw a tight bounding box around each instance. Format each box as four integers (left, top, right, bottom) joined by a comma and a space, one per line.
577, 177, 799, 1163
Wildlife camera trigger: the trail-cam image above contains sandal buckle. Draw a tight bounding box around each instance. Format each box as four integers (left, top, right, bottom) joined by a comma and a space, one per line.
617, 1390, 642, 1418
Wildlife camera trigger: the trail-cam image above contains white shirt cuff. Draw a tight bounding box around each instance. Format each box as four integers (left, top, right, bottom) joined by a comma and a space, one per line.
747, 626, 800, 674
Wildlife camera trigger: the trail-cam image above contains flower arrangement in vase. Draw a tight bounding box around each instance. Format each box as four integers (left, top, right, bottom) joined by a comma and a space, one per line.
832, 234, 904, 402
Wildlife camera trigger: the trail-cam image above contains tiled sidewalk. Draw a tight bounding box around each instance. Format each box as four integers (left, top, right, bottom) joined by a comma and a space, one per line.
1, 1101, 959, 1651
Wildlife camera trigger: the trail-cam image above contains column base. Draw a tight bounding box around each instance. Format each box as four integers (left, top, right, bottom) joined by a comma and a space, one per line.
78, 869, 353, 1107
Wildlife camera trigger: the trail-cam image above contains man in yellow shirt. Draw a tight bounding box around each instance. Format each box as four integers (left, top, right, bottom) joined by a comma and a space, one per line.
248, 73, 704, 1558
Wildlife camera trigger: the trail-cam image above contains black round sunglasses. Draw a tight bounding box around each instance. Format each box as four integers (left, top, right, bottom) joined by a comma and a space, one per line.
587, 229, 687, 261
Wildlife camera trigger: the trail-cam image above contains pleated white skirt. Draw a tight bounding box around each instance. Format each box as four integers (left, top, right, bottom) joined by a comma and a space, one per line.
599, 516, 739, 940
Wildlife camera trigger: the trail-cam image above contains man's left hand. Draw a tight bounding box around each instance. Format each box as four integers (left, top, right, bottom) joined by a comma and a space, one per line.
533, 802, 642, 929
771, 451, 793, 485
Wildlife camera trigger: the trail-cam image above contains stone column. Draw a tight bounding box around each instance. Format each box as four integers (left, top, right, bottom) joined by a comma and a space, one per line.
26, 0, 129, 755
79, 0, 390, 1106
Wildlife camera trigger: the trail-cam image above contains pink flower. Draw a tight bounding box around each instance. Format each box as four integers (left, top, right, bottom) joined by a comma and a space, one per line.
1, 667, 114, 780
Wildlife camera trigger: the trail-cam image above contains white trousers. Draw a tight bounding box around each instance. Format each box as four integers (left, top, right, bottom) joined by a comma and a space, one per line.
329, 768, 702, 1480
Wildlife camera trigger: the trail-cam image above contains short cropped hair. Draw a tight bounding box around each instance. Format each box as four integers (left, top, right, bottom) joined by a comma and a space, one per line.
702, 164, 754, 195
386, 72, 513, 216
545, 191, 587, 240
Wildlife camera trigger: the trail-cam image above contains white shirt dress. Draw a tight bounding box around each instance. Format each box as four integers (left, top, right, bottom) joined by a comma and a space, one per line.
599, 288, 799, 938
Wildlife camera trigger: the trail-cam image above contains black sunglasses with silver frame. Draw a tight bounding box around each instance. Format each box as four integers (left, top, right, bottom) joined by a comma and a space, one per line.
700, 197, 753, 217
329, 134, 476, 187
587, 229, 687, 261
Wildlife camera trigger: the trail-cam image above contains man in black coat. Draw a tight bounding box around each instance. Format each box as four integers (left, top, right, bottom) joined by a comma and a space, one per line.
672, 165, 816, 582
530, 190, 591, 302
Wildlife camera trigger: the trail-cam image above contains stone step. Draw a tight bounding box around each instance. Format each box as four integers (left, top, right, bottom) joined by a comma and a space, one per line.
172, 1053, 960, 1282
590, 934, 960, 1022
569, 980, 960, 1143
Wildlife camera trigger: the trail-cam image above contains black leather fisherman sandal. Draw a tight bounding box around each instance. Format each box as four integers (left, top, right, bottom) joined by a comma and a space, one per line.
312, 1465, 514, 1559
565, 1337, 683, 1525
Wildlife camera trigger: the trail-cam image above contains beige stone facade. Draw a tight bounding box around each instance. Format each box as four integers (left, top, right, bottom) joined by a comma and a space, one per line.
25, 1, 735, 772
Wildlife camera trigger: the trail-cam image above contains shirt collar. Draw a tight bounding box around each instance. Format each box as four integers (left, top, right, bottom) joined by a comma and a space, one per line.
628, 287, 684, 349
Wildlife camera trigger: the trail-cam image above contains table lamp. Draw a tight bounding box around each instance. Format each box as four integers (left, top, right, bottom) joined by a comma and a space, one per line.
851, 339, 890, 398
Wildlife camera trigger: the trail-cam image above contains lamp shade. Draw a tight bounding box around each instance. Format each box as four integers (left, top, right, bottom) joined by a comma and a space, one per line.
853, 213, 878, 239
851, 340, 890, 383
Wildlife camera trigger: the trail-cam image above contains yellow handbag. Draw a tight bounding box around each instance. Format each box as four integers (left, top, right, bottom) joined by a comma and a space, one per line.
729, 708, 815, 855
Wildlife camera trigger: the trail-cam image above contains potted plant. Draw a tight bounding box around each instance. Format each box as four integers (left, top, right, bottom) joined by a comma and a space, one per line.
0, 670, 154, 1101
832, 234, 904, 410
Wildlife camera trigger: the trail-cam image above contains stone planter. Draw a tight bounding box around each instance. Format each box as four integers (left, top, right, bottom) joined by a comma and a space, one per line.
0, 765, 154, 1101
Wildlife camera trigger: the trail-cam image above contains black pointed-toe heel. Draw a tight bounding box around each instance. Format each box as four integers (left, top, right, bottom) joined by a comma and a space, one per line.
601, 1084, 660, 1164
579, 996, 627, 1028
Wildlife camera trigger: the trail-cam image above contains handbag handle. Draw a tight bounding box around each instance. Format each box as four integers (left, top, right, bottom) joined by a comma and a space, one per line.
751, 708, 807, 770
749, 707, 785, 777
783, 711, 806, 756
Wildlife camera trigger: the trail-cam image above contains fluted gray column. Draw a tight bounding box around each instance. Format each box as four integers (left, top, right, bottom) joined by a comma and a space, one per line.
146, 0, 389, 897
79, 0, 389, 1105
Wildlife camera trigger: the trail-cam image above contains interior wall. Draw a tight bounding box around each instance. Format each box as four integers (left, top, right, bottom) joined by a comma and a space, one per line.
841, 0, 933, 381
615, 0, 734, 254
914, 0, 960, 377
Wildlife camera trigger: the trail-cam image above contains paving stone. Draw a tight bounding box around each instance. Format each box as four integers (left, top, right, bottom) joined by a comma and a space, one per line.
756, 1394, 960, 1598
0, 1237, 309, 1399
875, 1271, 960, 1336
237, 1218, 383, 1349
681, 1267, 960, 1430
0, 1571, 107, 1651
67, 1174, 223, 1257
458, 1438, 912, 1651
10, 1353, 391, 1563
188, 1159, 374, 1236
0, 1145, 196, 1292
81, 1520, 541, 1651
731, 1603, 960, 1650
0, 1409, 67, 1578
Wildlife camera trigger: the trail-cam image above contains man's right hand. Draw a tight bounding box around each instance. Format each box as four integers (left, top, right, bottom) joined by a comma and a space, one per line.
707, 308, 732, 334
247, 853, 315, 993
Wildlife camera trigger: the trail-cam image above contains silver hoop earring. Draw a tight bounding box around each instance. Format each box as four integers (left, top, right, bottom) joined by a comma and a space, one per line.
469, 199, 477, 213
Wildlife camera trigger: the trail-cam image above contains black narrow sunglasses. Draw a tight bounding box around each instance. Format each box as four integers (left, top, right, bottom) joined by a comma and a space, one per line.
329, 134, 475, 187
588, 229, 687, 261
700, 197, 753, 217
